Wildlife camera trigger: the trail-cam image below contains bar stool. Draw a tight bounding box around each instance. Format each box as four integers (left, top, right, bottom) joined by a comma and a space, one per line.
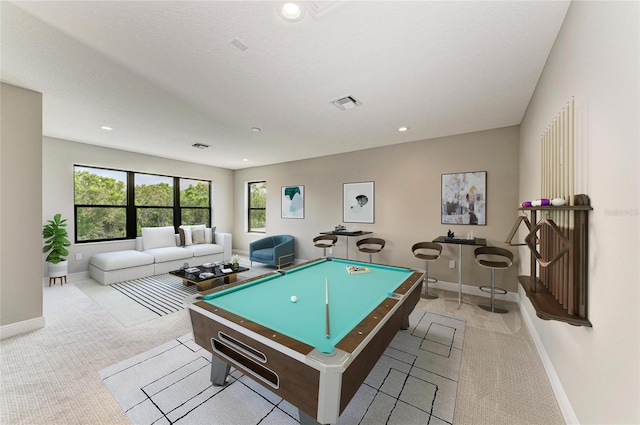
474, 246, 513, 314
411, 242, 442, 299
356, 238, 385, 263
313, 235, 338, 257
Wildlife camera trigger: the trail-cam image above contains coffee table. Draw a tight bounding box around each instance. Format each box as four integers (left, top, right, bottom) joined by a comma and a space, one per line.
169, 264, 250, 292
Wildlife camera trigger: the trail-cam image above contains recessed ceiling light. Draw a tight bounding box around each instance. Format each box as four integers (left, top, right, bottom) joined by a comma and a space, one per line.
279, 2, 304, 22
242, 158, 249, 162
101, 126, 112, 131
251, 127, 261, 132
398, 126, 409, 132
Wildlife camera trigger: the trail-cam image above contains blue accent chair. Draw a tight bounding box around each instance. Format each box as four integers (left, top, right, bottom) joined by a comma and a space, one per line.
249, 235, 295, 268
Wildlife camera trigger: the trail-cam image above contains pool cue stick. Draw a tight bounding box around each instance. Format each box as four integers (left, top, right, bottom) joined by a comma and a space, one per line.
325, 278, 330, 339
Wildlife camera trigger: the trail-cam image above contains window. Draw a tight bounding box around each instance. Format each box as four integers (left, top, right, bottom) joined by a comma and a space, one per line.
135, 173, 174, 235
74, 166, 127, 242
74, 165, 211, 242
248, 181, 266, 233
180, 179, 211, 226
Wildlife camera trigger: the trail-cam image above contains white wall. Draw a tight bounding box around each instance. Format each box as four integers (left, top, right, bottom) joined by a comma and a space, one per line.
0, 83, 44, 335
233, 126, 520, 291
42, 137, 234, 275
519, 1, 639, 423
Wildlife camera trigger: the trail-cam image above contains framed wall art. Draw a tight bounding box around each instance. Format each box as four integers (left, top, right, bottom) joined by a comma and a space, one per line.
281, 185, 304, 219
343, 181, 374, 223
441, 171, 486, 225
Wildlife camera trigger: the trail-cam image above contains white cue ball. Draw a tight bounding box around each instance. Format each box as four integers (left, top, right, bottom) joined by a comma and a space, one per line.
290, 295, 298, 303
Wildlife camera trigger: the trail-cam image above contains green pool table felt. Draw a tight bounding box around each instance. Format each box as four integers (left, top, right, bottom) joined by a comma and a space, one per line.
202, 258, 414, 352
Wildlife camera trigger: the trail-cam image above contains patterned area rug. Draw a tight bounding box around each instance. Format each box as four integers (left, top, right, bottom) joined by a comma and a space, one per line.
76, 264, 267, 327
111, 274, 198, 317
100, 309, 465, 425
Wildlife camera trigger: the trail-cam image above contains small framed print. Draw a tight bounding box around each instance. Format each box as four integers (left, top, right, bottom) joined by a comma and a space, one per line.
343, 181, 374, 223
282, 185, 304, 219
441, 171, 486, 225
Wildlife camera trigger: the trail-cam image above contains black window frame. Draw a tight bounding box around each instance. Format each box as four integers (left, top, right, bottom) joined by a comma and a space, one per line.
247, 180, 266, 234
74, 165, 211, 243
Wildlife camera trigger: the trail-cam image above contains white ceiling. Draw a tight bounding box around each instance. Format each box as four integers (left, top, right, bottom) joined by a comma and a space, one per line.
1, 1, 570, 170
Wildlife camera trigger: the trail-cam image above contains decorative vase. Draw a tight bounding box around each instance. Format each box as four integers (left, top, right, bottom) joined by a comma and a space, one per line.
232, 261, 239, 271
48, 260, 68, 278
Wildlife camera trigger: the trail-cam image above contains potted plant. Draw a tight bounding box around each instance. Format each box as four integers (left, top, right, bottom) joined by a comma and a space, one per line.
42, 213, 71, 278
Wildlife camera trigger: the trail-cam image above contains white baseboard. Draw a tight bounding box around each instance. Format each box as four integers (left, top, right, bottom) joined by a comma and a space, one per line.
0, 316, 45, 340
519, 297, 578, 425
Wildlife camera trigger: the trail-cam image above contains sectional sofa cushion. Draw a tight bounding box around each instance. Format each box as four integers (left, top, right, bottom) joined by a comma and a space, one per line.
142, 226, 176, 250
182, 243, 222, 257
90, 250, 154, 270
143, 246, 192, 263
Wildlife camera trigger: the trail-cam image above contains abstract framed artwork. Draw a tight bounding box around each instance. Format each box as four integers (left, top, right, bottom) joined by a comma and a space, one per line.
343, 181, 374, 223
281, 185, 304, 219
441, 171, 487, 225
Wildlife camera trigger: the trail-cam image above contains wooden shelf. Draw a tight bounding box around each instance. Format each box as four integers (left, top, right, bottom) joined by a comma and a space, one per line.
514, 194, 592, 327
519, 276, 592, 327
519, 205, 593, 211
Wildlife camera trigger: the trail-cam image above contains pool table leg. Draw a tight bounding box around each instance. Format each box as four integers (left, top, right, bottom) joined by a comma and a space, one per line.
401, 315, 410, 330
299, 409, 325, 425
210, 355, 231, 386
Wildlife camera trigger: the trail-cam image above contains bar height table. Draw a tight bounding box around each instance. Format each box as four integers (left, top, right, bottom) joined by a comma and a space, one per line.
320, 230, 372, 259
433, 236, 486, 308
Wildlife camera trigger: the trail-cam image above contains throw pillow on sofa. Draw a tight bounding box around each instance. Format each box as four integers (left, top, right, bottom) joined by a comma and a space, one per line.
192, 228, 206, 244
178, 224, 206, 246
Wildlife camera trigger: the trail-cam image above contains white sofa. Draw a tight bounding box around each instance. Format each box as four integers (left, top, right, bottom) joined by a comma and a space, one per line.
89, 226, 231, 285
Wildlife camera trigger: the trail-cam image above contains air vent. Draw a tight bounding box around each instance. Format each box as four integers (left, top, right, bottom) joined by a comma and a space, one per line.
330, 95, 362, 111
192, 143, 210, 149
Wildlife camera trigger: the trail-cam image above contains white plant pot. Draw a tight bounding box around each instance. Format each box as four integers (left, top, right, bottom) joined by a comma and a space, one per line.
48, 260, 68, 278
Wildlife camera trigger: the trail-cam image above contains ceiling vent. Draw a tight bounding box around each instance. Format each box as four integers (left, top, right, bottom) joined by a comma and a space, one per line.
330, 95, 362, 111
192, 143, 210, 149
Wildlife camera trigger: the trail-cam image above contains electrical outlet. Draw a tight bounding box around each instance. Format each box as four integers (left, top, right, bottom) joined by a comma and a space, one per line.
76, 253, 83, 260
449, 260, 455, 268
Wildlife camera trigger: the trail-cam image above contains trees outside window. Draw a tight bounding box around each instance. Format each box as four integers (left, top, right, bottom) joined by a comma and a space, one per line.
74, 166, 211, 242
135, 174, 173, 236
74, 167, 127, 241
248, 181, 266, 233
181, 179, 211, 225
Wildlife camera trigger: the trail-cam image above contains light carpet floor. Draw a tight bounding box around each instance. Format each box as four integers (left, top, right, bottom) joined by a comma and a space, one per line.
0, 261, 564, 424
99, 309, 464, 425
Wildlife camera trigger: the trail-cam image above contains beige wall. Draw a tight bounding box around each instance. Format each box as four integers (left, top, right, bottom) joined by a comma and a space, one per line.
42, 137, 234, 275
233, 126, 520, 291
519, 1, 639, 423
0, 83, 44, 331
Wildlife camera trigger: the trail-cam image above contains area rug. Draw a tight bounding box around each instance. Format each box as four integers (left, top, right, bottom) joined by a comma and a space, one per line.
110, 274, 198, 316
75, 263, 268, 327
99, 308, 465, 425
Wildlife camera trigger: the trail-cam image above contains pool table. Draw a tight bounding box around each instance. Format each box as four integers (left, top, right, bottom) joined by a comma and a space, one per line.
188, 258, 423, 425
